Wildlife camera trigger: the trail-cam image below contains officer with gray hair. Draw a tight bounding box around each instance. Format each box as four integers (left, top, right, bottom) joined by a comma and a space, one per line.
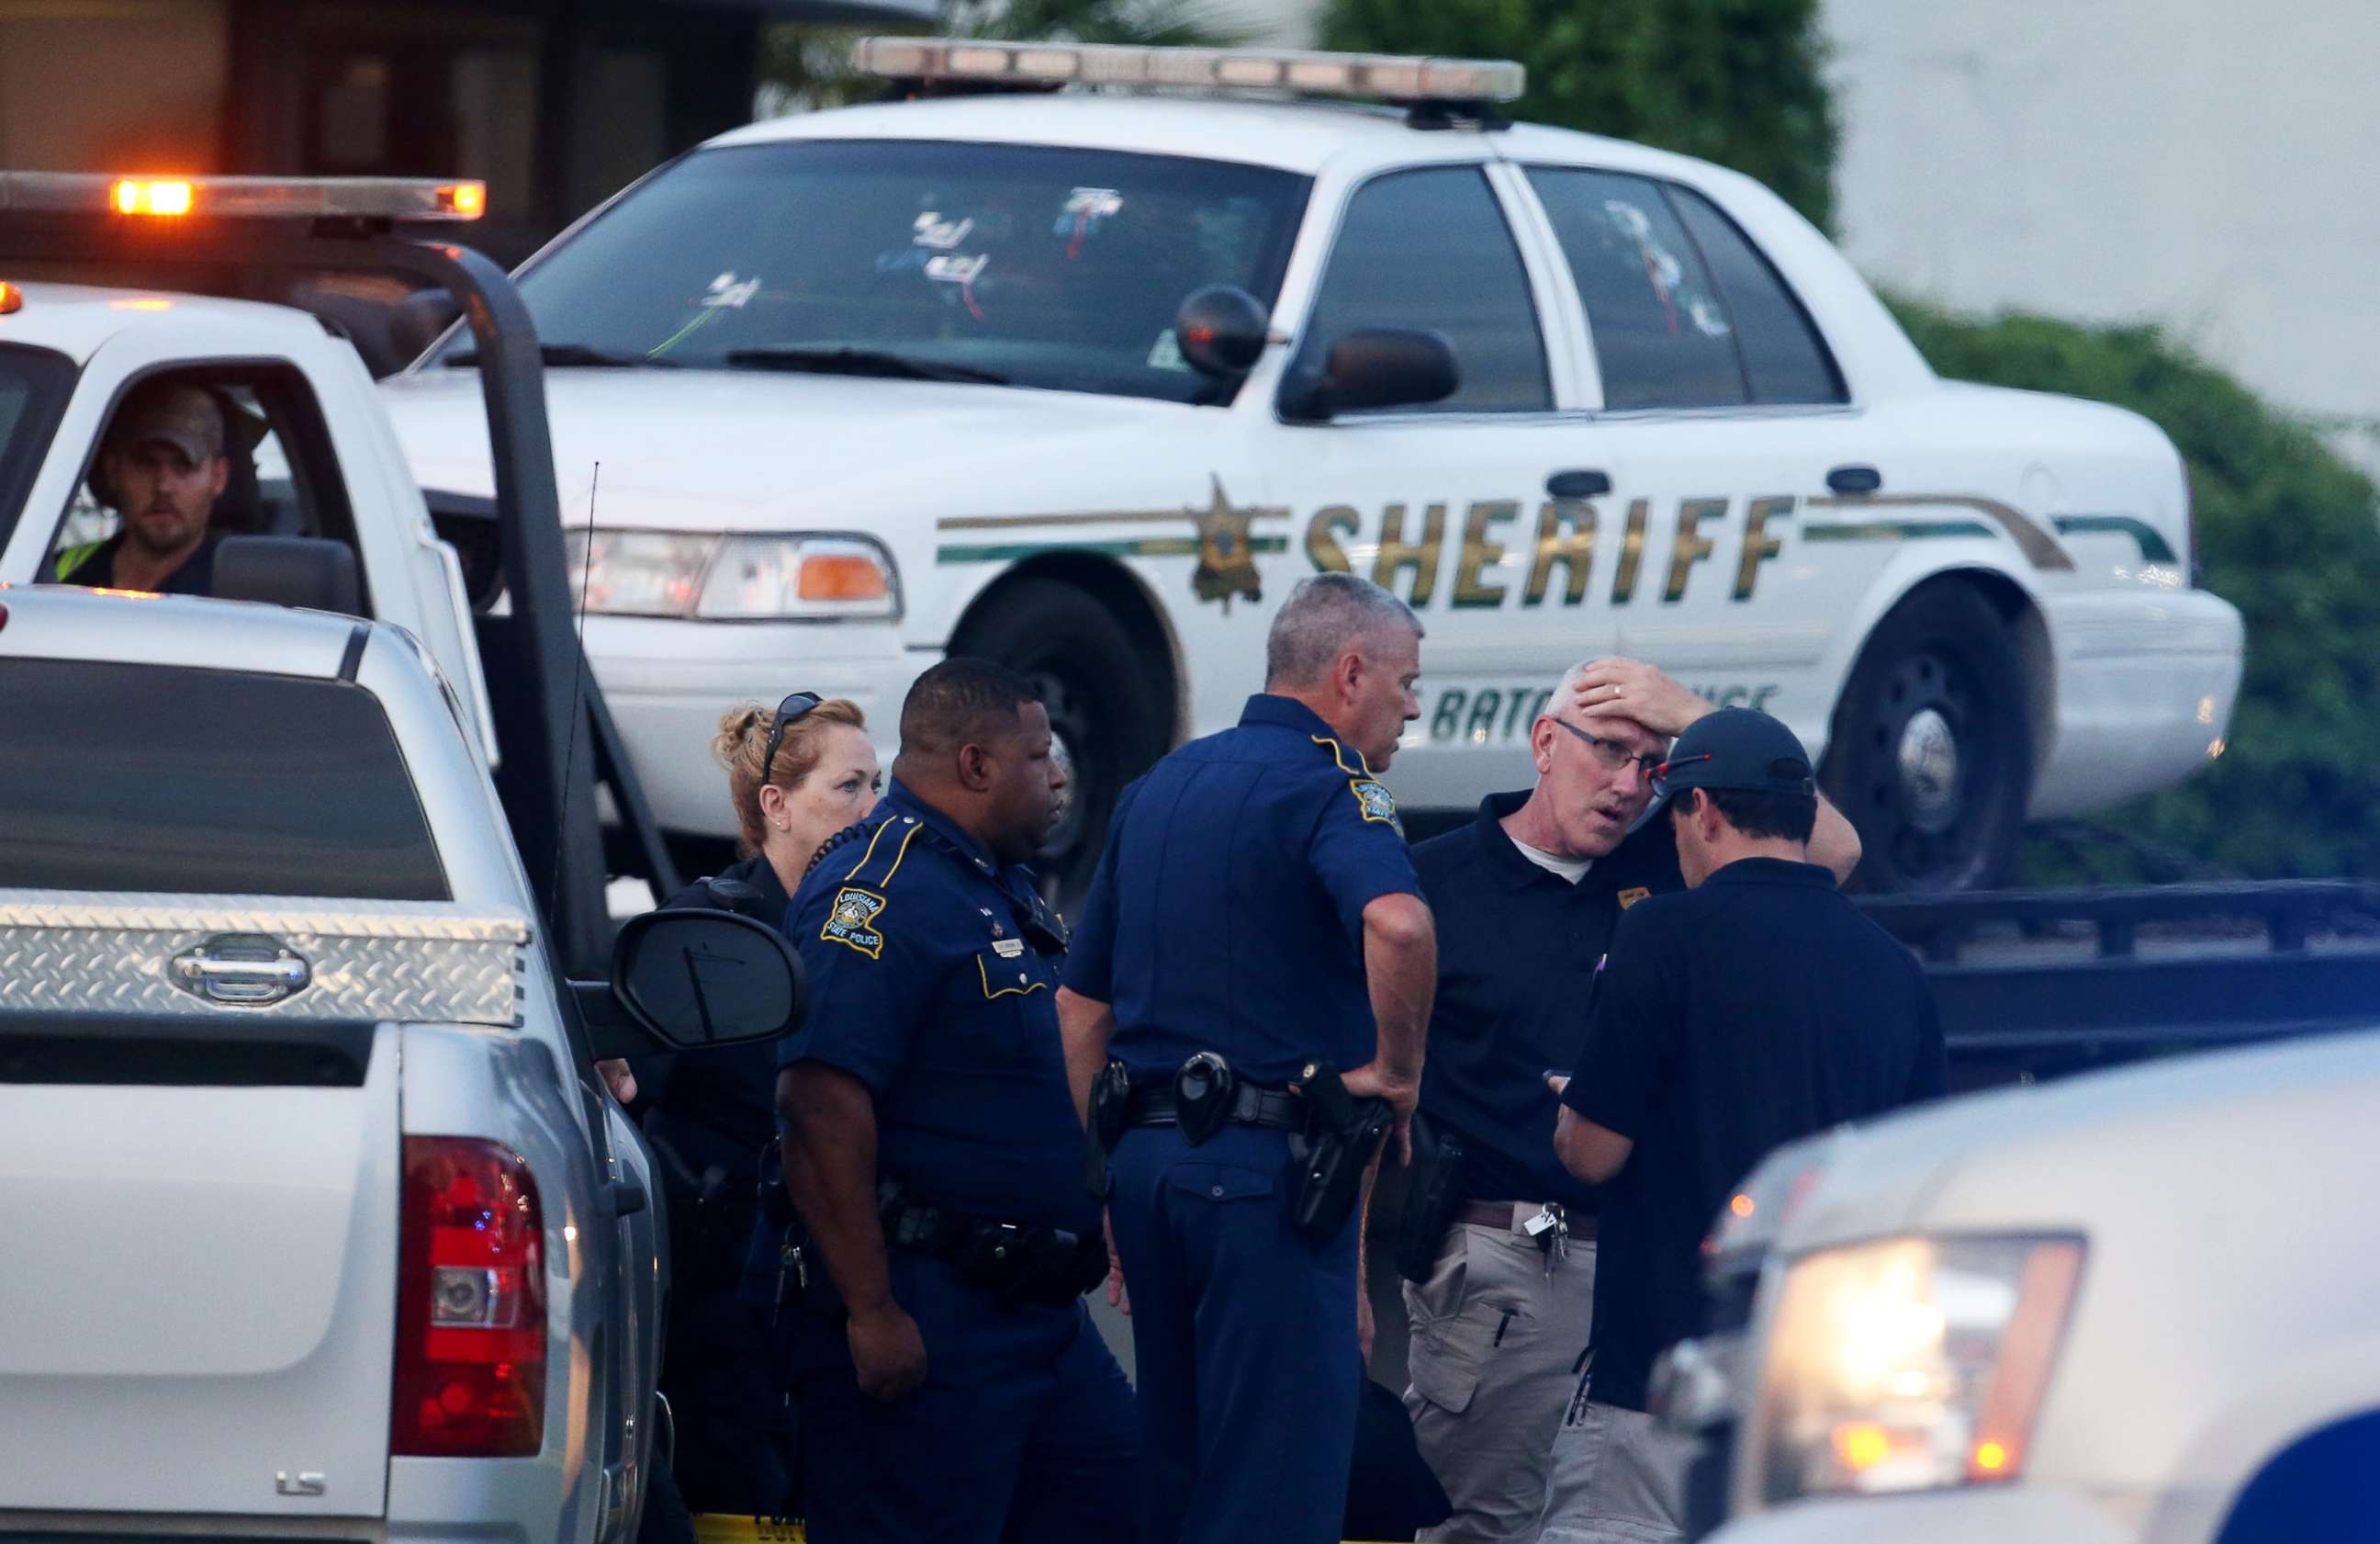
1060, 570, 1439, 1544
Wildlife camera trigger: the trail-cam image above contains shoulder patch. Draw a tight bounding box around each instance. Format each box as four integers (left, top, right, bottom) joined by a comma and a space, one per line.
1308, 733, 1403, 833
1618, 886, 1651, 910
1351, 776, 1403, 833
820, 885, 890, 959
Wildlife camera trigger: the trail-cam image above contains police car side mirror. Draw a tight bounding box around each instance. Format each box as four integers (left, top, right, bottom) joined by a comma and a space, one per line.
1173, 285, 1271, 378
605, 907, 808, 1052
1277, 327, 1460, 422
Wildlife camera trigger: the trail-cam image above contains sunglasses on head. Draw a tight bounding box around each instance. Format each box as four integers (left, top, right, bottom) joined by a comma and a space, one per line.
758, 691, 824, 787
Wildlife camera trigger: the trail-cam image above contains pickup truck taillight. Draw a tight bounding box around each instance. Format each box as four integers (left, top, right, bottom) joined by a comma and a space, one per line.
393, 1136, 546, 1457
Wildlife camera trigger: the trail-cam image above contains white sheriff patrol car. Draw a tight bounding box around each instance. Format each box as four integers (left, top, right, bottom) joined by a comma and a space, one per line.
380, 39, 2243, 894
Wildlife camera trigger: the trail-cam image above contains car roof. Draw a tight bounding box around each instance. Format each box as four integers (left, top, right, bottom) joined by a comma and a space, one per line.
709, 91, 1716, 182
0, 282, 326, 366
0, 584, 360, 681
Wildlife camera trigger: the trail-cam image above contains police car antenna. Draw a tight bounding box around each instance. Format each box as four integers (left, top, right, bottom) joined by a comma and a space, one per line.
549, 460, 600, 925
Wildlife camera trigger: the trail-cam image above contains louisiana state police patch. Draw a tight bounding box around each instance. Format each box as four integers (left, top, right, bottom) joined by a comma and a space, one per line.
1351, 777, 1403, 835
821, 885, 889, 959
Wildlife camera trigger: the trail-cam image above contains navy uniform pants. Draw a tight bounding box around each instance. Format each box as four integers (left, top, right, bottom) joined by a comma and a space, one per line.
1107, 1123, 1364, 1544
781, 1251, 1138, 1544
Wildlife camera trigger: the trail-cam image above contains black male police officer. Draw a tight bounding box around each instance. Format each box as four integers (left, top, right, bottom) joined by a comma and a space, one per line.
1539, 707, 1946, 1543
1059, 573, 1439, 1544
769, 659, 1134, 1543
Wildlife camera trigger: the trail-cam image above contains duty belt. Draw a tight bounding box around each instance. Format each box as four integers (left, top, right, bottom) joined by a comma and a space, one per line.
878, 1181, 1106, 1308
1123, 1080, 1302, 1133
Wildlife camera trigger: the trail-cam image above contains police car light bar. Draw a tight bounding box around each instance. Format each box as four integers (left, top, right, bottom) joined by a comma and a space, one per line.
854, 38, 1526, 105
0, 173, 486, 221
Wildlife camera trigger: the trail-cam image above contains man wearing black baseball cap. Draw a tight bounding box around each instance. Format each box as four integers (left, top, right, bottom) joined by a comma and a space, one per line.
1534, 707, 1948, 1544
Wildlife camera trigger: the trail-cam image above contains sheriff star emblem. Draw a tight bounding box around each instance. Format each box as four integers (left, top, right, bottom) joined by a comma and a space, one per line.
821, 885, 888, 959
1192, 475, 1263, 611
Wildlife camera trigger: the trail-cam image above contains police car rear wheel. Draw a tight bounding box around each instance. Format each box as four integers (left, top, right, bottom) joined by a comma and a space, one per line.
1824, 581, 2032, 893
951, 577, 1172, 908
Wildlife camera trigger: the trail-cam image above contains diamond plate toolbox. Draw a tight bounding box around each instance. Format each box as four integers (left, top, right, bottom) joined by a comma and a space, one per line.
0, 890, 530, 1026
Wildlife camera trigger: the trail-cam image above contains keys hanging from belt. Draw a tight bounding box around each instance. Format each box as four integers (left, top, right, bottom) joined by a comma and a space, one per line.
1523, 1203, 1568, 1278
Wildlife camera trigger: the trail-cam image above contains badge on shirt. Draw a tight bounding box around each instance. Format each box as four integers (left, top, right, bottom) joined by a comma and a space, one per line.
993, 937, 1025, 959
1350, 777, 1403, 834
821, 885, 889, 959
1618, 886, 1651, 910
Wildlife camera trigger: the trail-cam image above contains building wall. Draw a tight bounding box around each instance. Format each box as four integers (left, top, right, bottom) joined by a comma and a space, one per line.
1825, 0, 2380, 470
0, 1, 233, 172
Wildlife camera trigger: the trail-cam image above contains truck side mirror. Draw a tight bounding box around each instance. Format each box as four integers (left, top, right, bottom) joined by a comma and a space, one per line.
1173, 285, 1271, 378
608, 908, 807, 1051
1278, 327, 1460, 422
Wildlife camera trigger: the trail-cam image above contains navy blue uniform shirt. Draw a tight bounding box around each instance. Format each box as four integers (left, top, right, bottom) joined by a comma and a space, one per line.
1561, 857, 1948, 1411
1066, 693, 1422, 1085
1411, 791, 1683, 1212
61, 531, 219, 595
778, 778, 1095, 1237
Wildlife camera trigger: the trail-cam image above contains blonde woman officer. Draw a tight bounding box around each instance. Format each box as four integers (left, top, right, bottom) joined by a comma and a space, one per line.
624, 693, 879, 1519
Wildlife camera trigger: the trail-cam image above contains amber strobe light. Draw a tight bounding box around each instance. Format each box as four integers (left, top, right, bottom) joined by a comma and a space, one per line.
113, 178, 194, 216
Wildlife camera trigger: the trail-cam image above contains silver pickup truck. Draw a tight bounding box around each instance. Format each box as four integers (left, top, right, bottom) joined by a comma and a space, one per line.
0, 532, 797, 1537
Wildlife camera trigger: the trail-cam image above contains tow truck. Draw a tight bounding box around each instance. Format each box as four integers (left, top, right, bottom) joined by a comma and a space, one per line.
0, 174, 785, 1544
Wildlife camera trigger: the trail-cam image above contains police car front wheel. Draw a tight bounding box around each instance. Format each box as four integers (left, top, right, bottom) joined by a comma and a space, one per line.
951, 575, 1173, 907
1824, 580, 2033, 893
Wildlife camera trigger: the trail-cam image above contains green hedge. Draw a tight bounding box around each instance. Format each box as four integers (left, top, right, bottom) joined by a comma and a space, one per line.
1889, 299, 2380, 882
1317, 0, 1836, 230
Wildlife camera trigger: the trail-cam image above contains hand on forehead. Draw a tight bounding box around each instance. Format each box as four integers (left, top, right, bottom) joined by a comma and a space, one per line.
1566, 657, 1700, 742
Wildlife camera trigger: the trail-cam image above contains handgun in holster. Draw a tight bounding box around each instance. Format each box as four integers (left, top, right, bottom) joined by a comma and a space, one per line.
1285, 1058, 1395, 1245
1082, 1059, 1131, 1200
1394, 1115, 1466, 1284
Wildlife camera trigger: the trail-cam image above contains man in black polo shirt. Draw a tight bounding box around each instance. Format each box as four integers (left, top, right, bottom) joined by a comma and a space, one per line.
1538, 706, 1947, 1544
1398, 662, 1859, 1544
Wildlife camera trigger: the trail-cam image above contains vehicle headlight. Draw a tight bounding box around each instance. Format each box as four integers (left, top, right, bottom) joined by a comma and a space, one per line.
563, 530, 901, 621
1752, 1234, 2084, 1505
698, 535, 900, 621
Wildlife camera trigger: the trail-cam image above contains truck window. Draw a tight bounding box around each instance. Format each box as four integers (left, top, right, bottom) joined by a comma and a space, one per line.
1300, 166, 1552, 413
0, 343, 76, 553
43, 364, 366, 601
0, 658, 449, 899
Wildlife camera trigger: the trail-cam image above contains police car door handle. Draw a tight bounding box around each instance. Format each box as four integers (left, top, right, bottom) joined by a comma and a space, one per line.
1546, 468, 1612, 501
1826, 464, 1883, 495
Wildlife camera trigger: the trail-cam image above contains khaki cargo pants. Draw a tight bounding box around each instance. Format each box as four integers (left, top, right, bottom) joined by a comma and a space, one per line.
1400, 1213, 1597, 1543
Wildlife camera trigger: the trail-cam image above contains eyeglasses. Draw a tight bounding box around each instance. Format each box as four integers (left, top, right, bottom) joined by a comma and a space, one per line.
758, 691, 824, 787
1648, 752, 1714, 799
1551, 717, 1663, 782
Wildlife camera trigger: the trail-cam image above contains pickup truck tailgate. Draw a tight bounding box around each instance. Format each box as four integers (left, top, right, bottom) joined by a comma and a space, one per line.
0, 1036, 402, 1516
0, 891, 529, 1519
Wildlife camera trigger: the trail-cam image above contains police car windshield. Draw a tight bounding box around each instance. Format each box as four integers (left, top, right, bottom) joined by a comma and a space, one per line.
0, 343, 75, 551
452, 140, 1310, 404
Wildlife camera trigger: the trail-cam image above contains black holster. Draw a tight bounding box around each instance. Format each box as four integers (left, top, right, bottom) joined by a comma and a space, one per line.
1285, 1059, 1394, 1245
1082, 1059, 1131, 1200
1394, 1116, 1466, 1283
